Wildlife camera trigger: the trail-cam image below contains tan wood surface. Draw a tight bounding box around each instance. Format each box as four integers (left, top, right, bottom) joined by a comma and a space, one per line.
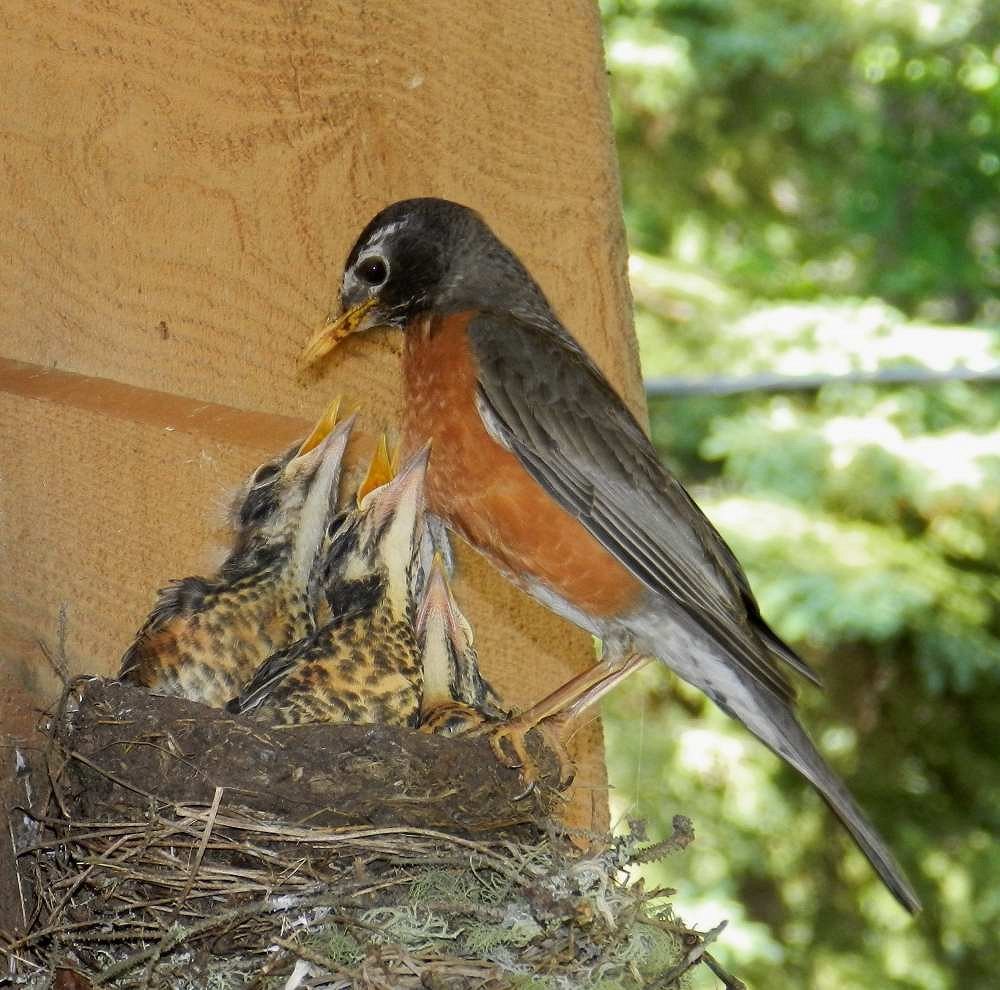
1, 0, 640, 836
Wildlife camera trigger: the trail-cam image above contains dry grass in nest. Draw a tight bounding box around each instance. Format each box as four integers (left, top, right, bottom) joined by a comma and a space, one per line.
2, 680, 743, 989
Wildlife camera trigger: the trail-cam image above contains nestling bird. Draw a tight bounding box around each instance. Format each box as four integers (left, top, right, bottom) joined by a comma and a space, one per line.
302, 197, 921, 913
227, 445, 430, 726
315, 430, 399, 629
415, 552, 507, 736
119, 402, 353, 707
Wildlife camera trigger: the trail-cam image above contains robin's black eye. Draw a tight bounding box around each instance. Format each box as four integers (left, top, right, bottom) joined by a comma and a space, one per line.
357, 255, 389, 286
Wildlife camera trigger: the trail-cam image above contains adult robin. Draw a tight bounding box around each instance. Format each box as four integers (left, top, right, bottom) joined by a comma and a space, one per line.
120, 401, 353, 708
226, 445, 430, 726
301, 197, 920, 913
415, 553, 507, 737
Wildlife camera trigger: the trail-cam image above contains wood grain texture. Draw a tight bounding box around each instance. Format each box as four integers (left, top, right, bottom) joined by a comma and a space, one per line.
1, 0, 639, 836
0, 0, 640, 416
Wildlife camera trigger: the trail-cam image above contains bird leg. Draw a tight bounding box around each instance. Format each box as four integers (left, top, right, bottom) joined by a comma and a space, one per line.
474, 652, 652, 798
557, 652, 653, 721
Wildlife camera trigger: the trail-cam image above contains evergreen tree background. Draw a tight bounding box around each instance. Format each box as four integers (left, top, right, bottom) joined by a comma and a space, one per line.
597, 2, 1000, 986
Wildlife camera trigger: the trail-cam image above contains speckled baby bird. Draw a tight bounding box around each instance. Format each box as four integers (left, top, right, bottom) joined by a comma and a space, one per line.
416, 553, 507, 736
119, 401, 353, 707
311, 432, 400, 630
227, 444, 430, 726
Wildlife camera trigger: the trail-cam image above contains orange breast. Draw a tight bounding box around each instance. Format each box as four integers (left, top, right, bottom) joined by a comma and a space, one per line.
402, 312, 642, 619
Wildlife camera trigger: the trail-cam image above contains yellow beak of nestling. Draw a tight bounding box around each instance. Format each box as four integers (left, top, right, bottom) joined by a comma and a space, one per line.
301, 297, 378, 367
356, 434, 401, 505
295, 396, 343, 456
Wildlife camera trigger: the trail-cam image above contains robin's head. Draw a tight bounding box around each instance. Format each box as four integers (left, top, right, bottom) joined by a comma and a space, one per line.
319, 443, 430, 622
225, 400, 354, 585
302, 198, 551, 364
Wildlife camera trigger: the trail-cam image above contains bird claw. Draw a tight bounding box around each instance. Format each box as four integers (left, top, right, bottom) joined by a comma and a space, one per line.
418, 702, 574, 799
512, 777, 538, 802
472, 715, 577, 798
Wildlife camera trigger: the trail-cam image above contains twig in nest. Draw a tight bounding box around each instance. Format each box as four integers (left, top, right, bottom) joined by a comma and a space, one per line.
6, 817, 30, 929
37, 637, 69, 687
0, 941, 45, 975
92, 888, 371, 984
273, 935, 357, 982
632, 814, 695, 865
45, 832, 132, 932
650, 920, 728, 988
243, 946, 295, 990
139, 786, 224, 989
704, 951, 749, 989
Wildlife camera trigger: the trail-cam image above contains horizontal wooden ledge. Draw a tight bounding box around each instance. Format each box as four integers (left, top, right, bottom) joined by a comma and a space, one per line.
0, 355, 322, 453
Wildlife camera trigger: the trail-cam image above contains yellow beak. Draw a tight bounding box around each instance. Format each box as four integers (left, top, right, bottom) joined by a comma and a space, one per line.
301, 297, 377, 367
357, 434, 401, 505
296, 396, 342, 456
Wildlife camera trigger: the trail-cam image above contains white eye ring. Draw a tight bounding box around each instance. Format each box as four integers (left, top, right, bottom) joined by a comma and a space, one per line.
356, 254, 389, 287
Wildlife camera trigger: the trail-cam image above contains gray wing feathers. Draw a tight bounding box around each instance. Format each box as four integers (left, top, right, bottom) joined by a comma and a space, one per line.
226, 645, 301, 714
469, 312, 820, 700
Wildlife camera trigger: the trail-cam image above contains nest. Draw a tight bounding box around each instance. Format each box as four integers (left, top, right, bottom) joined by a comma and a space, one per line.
2, 680, 741, 989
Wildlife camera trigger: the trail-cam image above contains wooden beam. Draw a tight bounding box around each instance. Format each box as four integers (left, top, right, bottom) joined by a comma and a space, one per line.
0, 356, 310, 449
0, 1, 640, 417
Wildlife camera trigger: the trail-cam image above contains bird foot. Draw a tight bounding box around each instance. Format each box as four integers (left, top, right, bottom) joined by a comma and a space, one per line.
471, 714, 576, 799
418, 701, 497, 738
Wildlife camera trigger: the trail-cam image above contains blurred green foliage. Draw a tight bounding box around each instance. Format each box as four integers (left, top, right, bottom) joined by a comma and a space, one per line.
604, 0, 1000, 319
598, 1, 1000, 987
